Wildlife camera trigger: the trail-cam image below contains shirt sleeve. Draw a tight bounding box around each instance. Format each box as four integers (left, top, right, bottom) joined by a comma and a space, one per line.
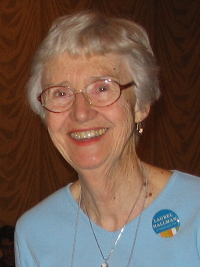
15, 222, 36, 267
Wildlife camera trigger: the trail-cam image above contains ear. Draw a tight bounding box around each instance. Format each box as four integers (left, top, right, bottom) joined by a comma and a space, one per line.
134, 103, 150, 123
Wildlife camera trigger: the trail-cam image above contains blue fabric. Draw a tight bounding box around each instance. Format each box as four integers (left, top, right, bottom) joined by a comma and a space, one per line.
15, 171, 200, 266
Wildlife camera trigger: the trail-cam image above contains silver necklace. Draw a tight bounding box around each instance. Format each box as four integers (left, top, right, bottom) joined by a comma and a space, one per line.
126, 165, 148, 267
71, 192, 82, 267
71, 163, 148, 267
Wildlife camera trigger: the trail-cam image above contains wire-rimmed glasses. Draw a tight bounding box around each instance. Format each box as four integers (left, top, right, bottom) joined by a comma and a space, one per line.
37, 79, 135, 113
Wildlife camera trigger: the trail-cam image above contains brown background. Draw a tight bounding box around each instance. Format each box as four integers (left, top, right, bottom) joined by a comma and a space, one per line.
0, 0, 200, 227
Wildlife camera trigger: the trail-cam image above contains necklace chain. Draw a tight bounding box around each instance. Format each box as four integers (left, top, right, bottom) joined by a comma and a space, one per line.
83, 168, 146, 265
71, 163, 148, 267
126, 164, 148, 267
71, 192, 82, 267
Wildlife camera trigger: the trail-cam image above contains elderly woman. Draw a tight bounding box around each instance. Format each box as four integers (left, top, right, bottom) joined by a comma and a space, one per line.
15, 11, 200, 267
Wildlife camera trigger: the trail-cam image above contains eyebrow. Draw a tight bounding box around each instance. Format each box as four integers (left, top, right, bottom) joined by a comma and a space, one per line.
43, 81, 70, 89
43, 75, 119, 89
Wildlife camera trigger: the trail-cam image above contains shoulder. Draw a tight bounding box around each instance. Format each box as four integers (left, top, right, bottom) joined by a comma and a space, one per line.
157, 169, 200, 204
16, 184, 73, 233
146, 163, 200, 189
171, 170, 200, 192
145, 163, 200, 205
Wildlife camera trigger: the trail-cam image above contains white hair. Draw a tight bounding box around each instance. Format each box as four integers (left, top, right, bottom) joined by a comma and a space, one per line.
28, 10, 160, 119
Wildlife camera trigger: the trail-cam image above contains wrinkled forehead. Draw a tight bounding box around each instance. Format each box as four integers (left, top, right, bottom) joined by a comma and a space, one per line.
42, 52, 133, 88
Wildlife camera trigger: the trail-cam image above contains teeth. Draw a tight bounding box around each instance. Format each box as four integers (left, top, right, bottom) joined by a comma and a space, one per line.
70, 128, 107, 140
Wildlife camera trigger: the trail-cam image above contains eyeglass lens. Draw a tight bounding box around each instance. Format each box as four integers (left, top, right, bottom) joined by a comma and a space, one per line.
40, 79, 121, 112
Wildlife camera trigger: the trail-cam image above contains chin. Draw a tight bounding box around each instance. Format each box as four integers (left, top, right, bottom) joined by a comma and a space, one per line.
72, 157, 106, 171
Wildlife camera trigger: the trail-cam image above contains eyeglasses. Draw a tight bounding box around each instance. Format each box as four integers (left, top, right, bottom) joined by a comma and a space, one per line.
37, 79, 135, 113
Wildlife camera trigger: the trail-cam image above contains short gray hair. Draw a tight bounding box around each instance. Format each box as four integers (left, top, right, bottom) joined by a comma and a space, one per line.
28, 11, 160, 119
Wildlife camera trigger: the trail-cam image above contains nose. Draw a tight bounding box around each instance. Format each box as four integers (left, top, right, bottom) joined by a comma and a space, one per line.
70, 91, 97, 123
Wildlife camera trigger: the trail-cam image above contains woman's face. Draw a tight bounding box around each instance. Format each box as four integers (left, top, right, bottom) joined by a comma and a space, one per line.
42, 52, 147, 171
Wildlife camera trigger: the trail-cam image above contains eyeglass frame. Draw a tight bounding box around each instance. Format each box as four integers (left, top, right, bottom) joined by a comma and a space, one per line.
37, 79, 135, 113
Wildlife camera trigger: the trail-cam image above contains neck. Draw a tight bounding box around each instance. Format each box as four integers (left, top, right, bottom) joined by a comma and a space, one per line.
73, 159, 147, 231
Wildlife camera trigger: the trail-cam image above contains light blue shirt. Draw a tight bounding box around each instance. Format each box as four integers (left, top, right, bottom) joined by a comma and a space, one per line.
15, 171, 200, 266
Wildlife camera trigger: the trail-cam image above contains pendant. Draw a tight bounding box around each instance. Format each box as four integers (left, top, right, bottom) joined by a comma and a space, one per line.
101, 263, 109, 267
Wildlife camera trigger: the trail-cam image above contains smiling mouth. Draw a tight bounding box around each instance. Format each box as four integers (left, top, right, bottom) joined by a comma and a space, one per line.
70, 128, 108, 140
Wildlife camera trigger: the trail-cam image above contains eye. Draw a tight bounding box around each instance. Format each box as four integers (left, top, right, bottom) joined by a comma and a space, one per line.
86, 80, 118, 98
50, 87, 72, 98
54, 90, 66, 97
90, 82, 111, 95
97, 85, 110, 93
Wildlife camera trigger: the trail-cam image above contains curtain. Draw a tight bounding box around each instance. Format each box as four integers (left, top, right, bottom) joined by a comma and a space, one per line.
0, 0, 199, 226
